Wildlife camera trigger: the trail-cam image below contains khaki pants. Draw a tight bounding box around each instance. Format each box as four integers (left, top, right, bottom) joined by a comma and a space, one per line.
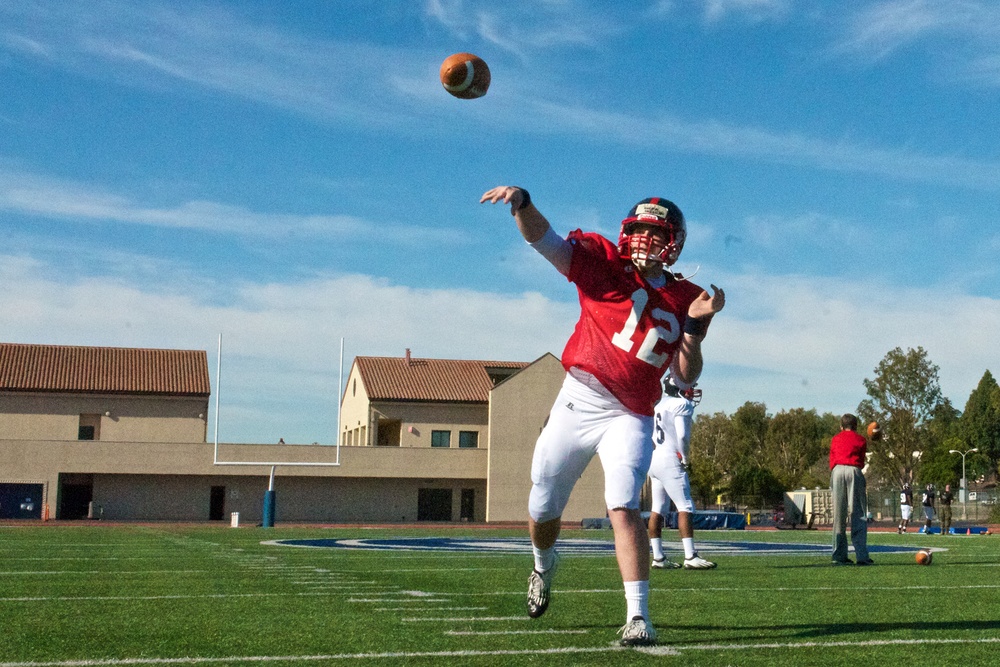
831, 464, 869, 562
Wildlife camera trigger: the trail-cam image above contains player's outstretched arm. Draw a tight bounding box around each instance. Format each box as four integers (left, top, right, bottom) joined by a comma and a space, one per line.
481, 185, 572, 275
480, 185, 550, 243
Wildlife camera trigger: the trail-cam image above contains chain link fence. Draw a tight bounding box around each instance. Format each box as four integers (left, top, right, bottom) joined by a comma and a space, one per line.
868, 488, 999, 524
693, 489, 999, 527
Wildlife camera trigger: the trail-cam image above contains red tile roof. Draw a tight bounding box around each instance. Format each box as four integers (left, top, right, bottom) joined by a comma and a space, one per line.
356, 355, 529, 403
0, 343, 211, 396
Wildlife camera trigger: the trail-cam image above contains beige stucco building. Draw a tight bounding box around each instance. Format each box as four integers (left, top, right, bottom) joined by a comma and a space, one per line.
1, 342, 604, 524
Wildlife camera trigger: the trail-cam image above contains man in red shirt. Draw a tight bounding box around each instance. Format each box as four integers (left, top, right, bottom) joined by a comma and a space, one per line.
481, 186, 724, 645
829, 413, 872, 565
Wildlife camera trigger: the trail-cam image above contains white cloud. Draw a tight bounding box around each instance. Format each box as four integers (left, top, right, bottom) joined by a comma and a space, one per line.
832, 0, 1000, 85
700, 267, 1000, 415
4, 249, 998, 439
519, 100, 1000, 191
5, 3, 1000, 190
424, 0, 616, 58
0, 2, 432, 126
0, 254, 575, 442
0, 168, 458, 245
835, 0, 945, 59
702, 0, 792, 24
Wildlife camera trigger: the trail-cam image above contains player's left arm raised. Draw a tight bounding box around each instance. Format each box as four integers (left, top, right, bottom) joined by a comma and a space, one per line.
671, 284, 725, 387
688, 284, 725, 322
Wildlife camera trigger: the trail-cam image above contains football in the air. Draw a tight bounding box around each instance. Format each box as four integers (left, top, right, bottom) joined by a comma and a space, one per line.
439, 52, 490, 99
915, 549, 933, 566
867, 421, 882, 441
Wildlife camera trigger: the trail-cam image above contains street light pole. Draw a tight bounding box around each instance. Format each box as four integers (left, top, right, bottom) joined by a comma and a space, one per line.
948, 447, 979, 521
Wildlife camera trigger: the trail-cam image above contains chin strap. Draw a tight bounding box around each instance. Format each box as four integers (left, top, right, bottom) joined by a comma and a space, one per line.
671, 264, 700, 282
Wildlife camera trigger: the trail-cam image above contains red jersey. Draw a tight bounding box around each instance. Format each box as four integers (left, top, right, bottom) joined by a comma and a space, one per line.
560, 230, 704, 416
829, 430, 867, 469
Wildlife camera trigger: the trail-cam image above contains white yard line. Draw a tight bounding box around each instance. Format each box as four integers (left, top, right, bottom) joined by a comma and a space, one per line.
400, 616, 531, 622
376, 606, 487, 612
7, 581, 1000, 603
2, 637, 1000, 666
0, 571, 210, 576
444, 629, 588, 636
1, 592, 383, 602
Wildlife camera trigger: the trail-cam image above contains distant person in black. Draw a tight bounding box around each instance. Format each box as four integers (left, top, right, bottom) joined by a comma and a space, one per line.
939, 484, 954, 535
921, 483, 936, 534
898, 483, 913, 534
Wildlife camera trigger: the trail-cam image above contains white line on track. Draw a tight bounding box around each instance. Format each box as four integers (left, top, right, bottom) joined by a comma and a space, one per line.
7, 581, 999, 604
349, 598, 451, 603
426, 583, 1000, 596
663, 636, 1000, 653
295, 584, 390, 590
401, 616, 530, 622
0, 571, 210, 576
0, 591, 388, 602
445, 629, 588, 636
376, 606, 488, 612
377, 567, 510, 572
2, 557, 158, 562
3, 637, 1000, 666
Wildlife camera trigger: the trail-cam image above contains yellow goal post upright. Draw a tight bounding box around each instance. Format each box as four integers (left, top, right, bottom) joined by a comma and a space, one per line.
211, 334, 342, 527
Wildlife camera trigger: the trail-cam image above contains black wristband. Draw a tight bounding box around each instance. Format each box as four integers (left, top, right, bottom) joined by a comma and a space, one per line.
513, 187, 531, 212
684, 316, 710, 337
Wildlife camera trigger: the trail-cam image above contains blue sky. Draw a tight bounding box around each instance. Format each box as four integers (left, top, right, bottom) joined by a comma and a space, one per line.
2, 0, 999, 444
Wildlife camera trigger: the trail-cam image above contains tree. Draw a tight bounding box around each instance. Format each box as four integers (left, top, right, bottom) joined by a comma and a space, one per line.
958, 370, 1000, 479
761, 408, 831, 491
858, 346, 945, 490
919, 398, 962, 487
688, 411, 735, 508
730, 402, 769, 464
728, 463, 785, 507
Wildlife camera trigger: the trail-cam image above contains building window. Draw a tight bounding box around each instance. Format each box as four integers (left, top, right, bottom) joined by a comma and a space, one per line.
376, 419, 401, 447
459, 431, 479, 448
78, 414, 101, 441
431, 430, 451, 448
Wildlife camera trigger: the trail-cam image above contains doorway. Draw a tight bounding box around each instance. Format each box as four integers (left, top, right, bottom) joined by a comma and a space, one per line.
209, 486, 226, 520
417, 488, 452, 521
58, 475, 93, 520
0, 483, 44, 519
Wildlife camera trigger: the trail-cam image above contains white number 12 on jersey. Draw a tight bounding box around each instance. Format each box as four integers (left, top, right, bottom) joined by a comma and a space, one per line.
611, 288, 681, 367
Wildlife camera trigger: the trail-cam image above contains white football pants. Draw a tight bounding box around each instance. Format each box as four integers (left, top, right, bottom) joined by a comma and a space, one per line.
648, 447, 694, 514
528, 370, 653, 523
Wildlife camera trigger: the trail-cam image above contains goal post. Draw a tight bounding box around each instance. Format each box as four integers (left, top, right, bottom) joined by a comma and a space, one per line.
211, 334, 343, 527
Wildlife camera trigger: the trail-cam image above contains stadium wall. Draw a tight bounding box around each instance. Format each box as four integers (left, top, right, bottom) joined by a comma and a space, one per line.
0, 392, 208, 443
487, 353, 605, 523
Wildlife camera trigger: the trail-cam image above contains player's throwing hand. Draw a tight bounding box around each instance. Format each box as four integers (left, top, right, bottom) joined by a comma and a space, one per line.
480, 186, 528, 215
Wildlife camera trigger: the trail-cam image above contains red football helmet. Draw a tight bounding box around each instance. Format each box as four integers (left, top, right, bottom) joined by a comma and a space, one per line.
682, 387, 703, 406
618, 197, 686, 267
663, 375, 702, 405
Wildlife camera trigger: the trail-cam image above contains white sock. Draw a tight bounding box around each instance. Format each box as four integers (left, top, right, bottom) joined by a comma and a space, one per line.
682, 537, 695, 560
533, 545, 556, 573
650, 537, 664, 560
624, 580, 649, 622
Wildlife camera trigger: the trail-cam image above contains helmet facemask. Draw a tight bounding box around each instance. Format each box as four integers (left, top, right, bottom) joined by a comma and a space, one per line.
683, 387, 702, 406
618, 198, 686, 268
623, 222, 683, 269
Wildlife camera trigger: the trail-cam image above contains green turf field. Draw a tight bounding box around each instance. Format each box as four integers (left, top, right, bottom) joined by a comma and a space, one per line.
1, 524, 997, 666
